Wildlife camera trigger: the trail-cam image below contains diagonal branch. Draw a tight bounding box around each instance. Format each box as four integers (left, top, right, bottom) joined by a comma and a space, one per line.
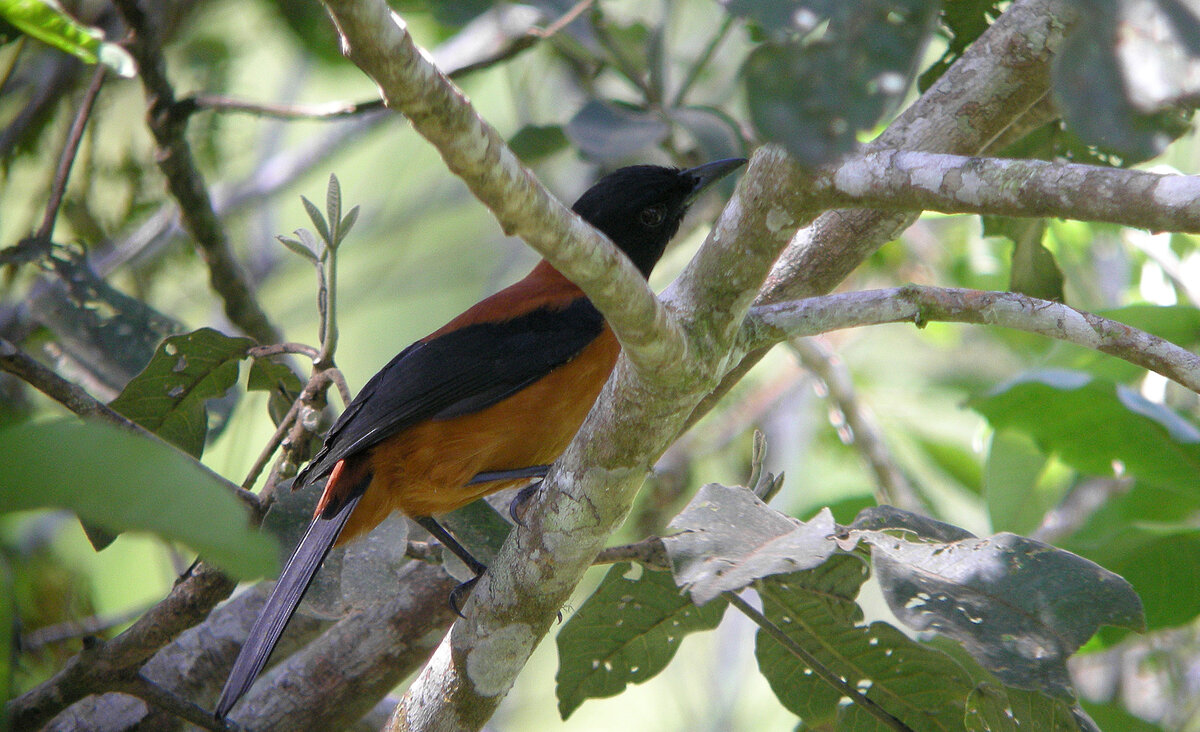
113, 0, 282, 346
321, 0, 685, 375
742, 286, 1200, 395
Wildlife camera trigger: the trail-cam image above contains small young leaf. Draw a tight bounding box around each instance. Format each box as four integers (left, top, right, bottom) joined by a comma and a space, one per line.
326, 173, 342, 240
277, 234, 319, 263
338, 205, 360, 245
663, 483, 837, 605
556, 564, 727, 719
109, 328, 253, 458
300, 195, 332, 246
508, 124, 570, 163
0, 420, 276, 579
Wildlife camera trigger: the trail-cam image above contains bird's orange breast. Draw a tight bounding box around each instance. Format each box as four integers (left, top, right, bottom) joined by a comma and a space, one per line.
336, 326, 619, 544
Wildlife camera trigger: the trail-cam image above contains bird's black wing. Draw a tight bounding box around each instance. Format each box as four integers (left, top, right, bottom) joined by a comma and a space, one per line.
296, 298, 603, 487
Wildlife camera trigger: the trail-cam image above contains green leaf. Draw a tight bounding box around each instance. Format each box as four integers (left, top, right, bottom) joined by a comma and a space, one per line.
984, 430, 1053, 535
326, 174, 342, 242
855, 527, 1145, 698
555, 563, 727, 719
1, 0, 135, 76
964, 684, 1081, 732
277, 234, 319, 263
971, 370, 1200, 496
110, 328, 254, 458
247, 356, 304, 426
1000, 219, 1065, 303
738, 0, 940, 167
0, 420, 276, 579
508, 124, 569, 163
754, 556, 974, 729
565, 100, 669, 162
662, 483, 837, 605
339, 205, 360, 245
300, 195, 332, 247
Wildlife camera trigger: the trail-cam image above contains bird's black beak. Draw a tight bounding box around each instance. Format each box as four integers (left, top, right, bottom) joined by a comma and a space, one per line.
682, 157, 747, 204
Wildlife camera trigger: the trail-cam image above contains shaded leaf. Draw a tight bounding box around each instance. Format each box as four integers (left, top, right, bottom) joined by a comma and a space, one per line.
1052, 0, 1193, 164
339, 205, 360, 244
565, 100, 669, 162
855, 528, 1145, 698
277, 234, 319, 263
669, 106, 746, 173
556, 564, 727, 719
247, 356, 304, 426
326, 173, 342, 241
999, 219, 1065, 303
754, 556, 973, 729
917, 0, 1003, 91
663, 483, 837, 605
300, 195, 332, 246
848, 504, 975, 542
109, 328, 253, 458
738, 0, 940, 167
0, 420, 276, 579
970, 369, 1200, 495
508, 124, 569, 163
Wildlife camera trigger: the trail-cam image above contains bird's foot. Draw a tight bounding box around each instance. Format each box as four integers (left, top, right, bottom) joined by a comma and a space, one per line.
508, 481, 543, 526
449, 574, 481, 618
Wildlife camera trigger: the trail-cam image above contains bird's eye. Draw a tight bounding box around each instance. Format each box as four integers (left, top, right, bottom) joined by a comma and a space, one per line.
640, 205, 667, 227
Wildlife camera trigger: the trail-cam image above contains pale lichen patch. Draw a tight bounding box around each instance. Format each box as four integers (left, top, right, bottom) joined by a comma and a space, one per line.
466, 622, 537, 697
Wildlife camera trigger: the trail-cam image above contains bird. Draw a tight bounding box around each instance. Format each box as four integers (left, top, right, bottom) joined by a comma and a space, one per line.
214, 158, 746, 720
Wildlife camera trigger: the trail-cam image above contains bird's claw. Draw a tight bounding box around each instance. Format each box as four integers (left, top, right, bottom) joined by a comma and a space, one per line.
508, 481, 543, 526
449, 575, 481, 618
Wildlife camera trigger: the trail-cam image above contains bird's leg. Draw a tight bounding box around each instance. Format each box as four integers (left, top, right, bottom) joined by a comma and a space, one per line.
414, 515, 486, 616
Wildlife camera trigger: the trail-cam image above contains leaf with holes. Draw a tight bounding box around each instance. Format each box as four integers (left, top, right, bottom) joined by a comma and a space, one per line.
110, 328, 254, 458
855, 529, 1144, 699
248, 356, 304, 426
556, 563, 727, 719
754, 554, 974, 729
663, 483, 837, 605
965, 684, 1084, 732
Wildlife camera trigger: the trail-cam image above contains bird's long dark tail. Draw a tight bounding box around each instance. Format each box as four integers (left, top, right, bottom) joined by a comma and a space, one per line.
214, 479, 366, 720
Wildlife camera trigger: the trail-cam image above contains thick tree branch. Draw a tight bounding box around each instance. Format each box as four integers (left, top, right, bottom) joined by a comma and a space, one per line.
321, 0, 686, 376
743, 286, 1200, 394
808, 150, 1200, 233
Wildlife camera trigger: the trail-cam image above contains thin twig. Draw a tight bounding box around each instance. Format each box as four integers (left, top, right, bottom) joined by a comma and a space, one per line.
248, 343, 321, 360
724, 590, 913, 732
21, 606, 147, 652
531, 0, 594, 38
789, 338, 925, 512
671, 14, 734, 108
593, 537, 670, 571
241, 399, 301, 491
39, 66, 106, 242
183, 95, 385, 120
120, 674, 241, 732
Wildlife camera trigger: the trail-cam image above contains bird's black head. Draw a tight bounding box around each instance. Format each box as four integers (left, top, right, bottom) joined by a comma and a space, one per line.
571, 158, 746, 278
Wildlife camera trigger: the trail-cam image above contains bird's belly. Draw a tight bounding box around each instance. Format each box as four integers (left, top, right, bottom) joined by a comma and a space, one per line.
337, 329, 620, 542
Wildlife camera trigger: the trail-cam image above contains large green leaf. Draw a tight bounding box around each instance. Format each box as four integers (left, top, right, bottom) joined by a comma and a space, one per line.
0, 420, 276, 579
964, 685, 1082, 732
847, 510, 1144, 698
971, 369, 1200, 497
555, 563, 727, 719
754, 556, 974, 729
984, 430, 1053, 535
110, 328, 255, 458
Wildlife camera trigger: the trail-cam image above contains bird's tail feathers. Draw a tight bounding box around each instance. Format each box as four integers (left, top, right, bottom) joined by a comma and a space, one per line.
214, 477, 366, 720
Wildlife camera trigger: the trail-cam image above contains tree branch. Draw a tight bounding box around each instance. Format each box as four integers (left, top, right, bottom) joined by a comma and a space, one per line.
743, 286, 1200, 394
321, 0, 686, 376
113, 0, 282, 346
806, 150, 1200, 233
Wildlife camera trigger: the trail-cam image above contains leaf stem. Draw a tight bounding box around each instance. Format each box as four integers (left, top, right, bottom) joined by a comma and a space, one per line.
723, 590, 913, 732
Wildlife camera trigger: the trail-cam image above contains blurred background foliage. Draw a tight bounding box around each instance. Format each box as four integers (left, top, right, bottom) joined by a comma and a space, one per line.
3, 0, 1200, 729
